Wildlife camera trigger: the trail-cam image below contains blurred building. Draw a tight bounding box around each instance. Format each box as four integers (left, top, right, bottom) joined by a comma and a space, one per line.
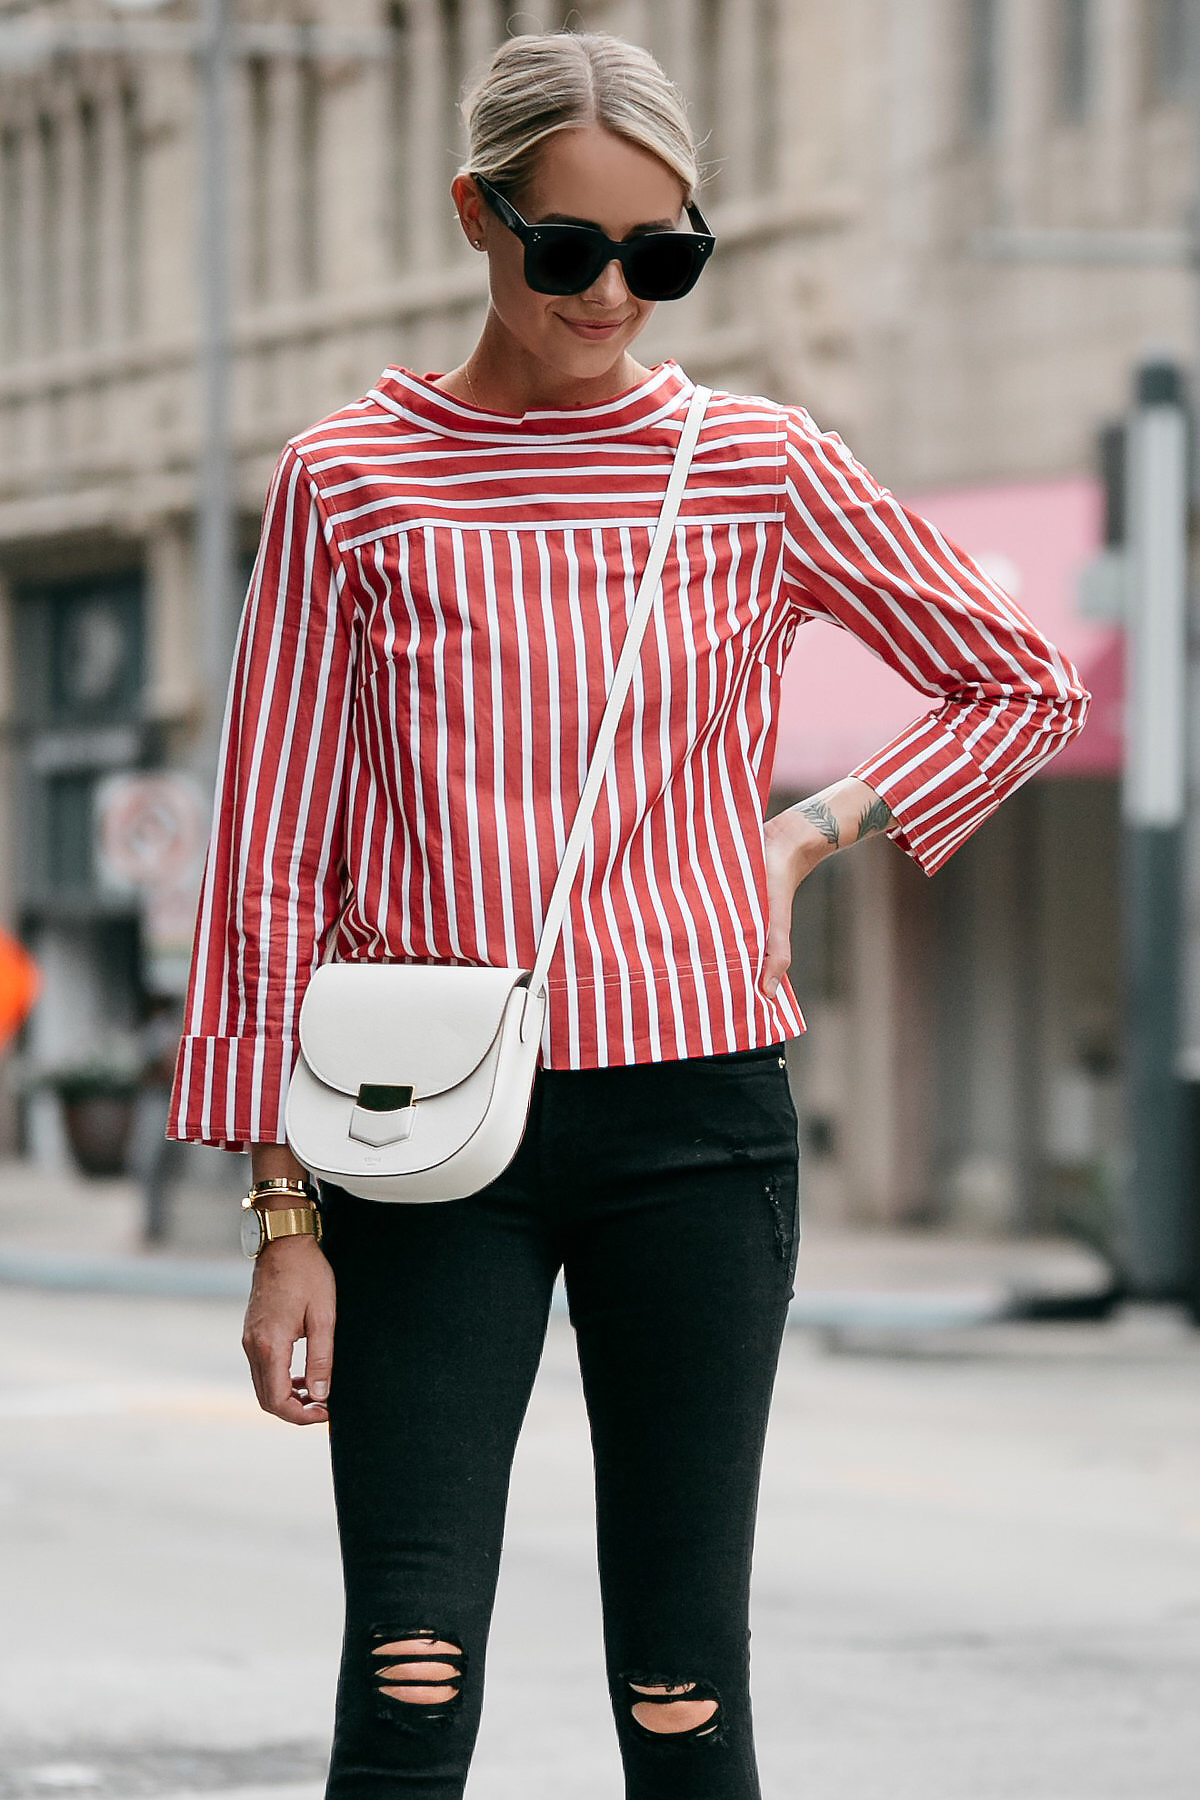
770, 0, 1191, 1239
0, 0, 1189, 1232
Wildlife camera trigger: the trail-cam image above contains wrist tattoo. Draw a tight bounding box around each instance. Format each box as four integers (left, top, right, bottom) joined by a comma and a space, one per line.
856, 796, 895, 840
797, 798, 840, 848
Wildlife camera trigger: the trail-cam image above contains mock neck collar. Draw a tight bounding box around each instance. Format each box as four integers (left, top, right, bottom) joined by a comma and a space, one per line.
367, 359, 693, 441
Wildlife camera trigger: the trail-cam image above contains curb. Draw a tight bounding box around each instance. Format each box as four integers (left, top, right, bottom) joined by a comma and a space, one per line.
0, 1245, 1043, 1327
0, 1246, 253, 1299
786, 1287, 1014, 1331
0, 1245, 1124, 1327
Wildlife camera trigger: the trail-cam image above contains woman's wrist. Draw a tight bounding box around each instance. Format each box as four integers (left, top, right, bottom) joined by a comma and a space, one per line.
249, 1142, 310, 1190
256, 1230, 323, 1257
776, 778, 896, 869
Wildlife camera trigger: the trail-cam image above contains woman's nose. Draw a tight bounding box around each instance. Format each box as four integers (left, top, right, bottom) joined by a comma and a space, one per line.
584, 258, 633, 308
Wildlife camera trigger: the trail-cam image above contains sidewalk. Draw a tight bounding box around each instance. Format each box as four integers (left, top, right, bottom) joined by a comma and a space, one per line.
0, 1155, 250, 1297
0, 1154, 1122, 1327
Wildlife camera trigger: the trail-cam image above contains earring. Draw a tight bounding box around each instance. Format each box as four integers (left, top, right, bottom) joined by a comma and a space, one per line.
473, 239, 484, 249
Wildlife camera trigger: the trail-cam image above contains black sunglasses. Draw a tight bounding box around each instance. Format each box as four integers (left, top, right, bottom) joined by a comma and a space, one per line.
471, 172, 716, 302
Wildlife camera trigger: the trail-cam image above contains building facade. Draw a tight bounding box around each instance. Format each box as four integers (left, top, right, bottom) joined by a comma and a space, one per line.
0, 0, 1187, 1235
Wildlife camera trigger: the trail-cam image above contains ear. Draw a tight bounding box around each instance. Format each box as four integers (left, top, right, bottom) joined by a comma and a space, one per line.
450, 174, 488, 251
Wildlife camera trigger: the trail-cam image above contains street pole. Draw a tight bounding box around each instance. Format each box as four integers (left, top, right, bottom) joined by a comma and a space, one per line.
1122, 358, 1191, 1297
1180, 0, 1200, 1320
196, 0, 237, 787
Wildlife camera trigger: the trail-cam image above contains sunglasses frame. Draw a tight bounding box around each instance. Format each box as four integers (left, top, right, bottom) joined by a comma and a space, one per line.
470, 172, 716, 301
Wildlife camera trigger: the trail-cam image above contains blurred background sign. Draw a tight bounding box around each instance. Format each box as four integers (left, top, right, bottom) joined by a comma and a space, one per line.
95, 770, 209, 896
95, 771, 210, 994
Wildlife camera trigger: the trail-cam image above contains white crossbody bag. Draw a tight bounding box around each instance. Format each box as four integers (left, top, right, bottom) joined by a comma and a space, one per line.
283, 384, 712, 1202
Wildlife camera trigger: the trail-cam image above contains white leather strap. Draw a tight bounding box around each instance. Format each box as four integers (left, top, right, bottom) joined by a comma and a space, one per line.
525, 383, 712, 1010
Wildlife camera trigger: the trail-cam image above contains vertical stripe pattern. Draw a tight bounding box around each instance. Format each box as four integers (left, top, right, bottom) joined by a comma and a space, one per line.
168, 361, 1090, 1148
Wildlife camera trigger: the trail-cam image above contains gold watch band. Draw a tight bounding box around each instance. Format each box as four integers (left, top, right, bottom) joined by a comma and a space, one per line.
240, 1192, 323, 1256
261, 1204, 320, 1244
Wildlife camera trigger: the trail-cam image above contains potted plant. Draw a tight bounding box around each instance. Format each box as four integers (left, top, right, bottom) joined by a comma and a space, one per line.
24, 1044, 143, 1178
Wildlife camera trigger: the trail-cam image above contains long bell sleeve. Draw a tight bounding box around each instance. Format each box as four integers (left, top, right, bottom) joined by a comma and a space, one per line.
167, 441, 357, 1150
779, 406, 1091, 875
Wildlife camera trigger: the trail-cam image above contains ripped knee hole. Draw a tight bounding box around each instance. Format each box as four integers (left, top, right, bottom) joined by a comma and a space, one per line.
626, 1676, 721, 1739
370, 1629, 464, 1708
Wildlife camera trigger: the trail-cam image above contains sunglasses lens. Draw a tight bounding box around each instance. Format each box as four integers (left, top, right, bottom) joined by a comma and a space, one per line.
522, 224, 710, 300
526, 232, 603, 295
625, 236, 706, 301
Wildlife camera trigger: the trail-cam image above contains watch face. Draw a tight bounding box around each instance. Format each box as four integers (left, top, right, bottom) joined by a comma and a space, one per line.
239, 1205, 264, 1259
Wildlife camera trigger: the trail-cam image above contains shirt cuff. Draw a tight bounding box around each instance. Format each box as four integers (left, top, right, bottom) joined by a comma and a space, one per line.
849, 715, 1001, 878
167, 1033, 298, 1153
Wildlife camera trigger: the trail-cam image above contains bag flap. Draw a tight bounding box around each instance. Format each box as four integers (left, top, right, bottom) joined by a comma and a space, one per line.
297, 961, 530, 1099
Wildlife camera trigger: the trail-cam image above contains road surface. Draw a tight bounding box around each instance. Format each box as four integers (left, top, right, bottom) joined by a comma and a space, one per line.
1, 1285, 1197, 1799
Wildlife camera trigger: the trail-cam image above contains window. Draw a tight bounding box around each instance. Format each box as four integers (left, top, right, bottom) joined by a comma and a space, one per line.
49, 585, 144, 723
443, 0, 464, 94
386, 3, 411, 262
79, 98, 101, 342
14, 575, 146, 906
0, 127, 20, 360
297, 61, 321, 291
46, 774, 95, 893
442, 0, 466, 232
1056, 0, 1092, 122
246, 58, 271, 303
966, 0, 1000, 139
696, 0, 724, 196
1147, 0, 1188, 105
120, 85, 142, 336
37, 112, 61, 351
753, 0, 782, 190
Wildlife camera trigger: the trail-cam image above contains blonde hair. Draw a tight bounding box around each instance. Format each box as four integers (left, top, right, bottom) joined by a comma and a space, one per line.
457, 29, 702, 204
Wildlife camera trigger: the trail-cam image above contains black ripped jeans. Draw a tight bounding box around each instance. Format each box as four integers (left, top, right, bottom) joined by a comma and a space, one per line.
317, 1040, 801, 1800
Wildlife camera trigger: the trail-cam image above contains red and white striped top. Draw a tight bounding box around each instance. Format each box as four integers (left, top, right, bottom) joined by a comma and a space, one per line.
168, 359, 1090, 1149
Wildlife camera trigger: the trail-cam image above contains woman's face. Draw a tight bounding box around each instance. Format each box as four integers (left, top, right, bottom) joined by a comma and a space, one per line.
457, 124, 691, 381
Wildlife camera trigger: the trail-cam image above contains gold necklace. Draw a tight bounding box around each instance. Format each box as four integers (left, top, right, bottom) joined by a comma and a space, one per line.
463, 359, 484, 408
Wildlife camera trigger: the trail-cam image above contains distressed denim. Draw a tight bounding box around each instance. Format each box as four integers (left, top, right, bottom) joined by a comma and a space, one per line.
318, 1040, 801, 1799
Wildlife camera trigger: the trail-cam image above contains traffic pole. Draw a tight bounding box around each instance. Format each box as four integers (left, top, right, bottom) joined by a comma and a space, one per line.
1121, 357, 1192, 1297
196, 0, 239, 788
1178, 0, 1200, 1321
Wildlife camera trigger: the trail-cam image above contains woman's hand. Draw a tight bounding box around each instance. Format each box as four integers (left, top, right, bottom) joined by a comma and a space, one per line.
242, 1236, 336, 1427
760, 777, 896, 999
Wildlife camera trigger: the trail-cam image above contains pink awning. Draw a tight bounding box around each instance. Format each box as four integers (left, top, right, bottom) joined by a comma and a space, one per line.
772, 474, 1122, 792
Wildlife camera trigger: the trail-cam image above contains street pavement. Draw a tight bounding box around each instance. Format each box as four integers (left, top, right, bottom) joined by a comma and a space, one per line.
0, 1155, 1197, 1800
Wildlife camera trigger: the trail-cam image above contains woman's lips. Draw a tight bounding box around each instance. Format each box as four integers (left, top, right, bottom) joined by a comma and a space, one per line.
559, 317, 628, 339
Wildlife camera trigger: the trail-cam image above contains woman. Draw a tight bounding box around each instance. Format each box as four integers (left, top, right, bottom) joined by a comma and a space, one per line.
168, 29, 1090, 1799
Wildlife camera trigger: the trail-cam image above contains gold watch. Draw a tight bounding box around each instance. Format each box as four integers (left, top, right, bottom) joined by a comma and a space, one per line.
240, 1180, 323, 1260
